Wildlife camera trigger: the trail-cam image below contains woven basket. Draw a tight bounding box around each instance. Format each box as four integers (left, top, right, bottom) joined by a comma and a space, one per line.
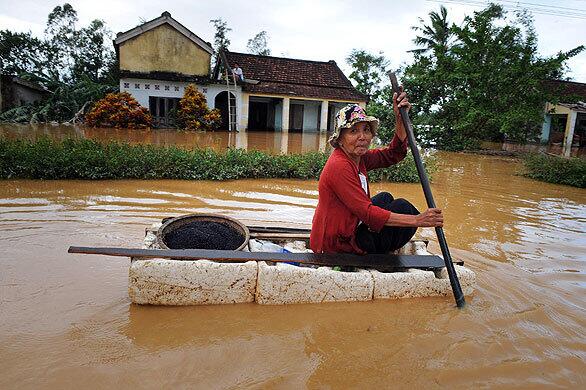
156, 213, 250, 251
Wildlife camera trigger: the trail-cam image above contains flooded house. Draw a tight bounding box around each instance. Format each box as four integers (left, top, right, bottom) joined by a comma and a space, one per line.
542, 79, 586, 156
0, 75, 48, 112
114, 11, 366, 130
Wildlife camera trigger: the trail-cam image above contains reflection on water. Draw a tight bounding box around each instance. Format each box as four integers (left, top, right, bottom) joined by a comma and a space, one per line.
0, 136, 585, 387
0, 123, 331, 155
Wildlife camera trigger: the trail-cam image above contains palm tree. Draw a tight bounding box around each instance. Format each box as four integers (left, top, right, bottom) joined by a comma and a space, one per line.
410, 5, 453, 56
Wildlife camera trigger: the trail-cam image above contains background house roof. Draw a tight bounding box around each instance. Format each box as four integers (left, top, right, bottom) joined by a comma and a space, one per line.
543, 79, 586, 101
224, 51, 367, 102
114, 11, 213, 55
0, 75, 49, 93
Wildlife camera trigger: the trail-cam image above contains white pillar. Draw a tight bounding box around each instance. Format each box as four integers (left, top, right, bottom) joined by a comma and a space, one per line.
239, 93, 249, 131
320, 100, 329, 132
318, 131, 327, 152
280, 131, 289, 154
282, 97, 290, 133
563, 110, 577, 157
235, 130, 248, 150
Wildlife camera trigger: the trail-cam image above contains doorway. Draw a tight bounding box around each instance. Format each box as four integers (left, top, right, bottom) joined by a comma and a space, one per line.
214, 91, 236, 130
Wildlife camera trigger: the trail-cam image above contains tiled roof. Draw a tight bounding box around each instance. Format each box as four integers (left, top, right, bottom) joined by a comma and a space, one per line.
543, 79, 586, 100
224, 51, 367, 102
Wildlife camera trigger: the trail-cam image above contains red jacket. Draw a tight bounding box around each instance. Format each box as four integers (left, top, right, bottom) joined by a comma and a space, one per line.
310, 135, 408, 254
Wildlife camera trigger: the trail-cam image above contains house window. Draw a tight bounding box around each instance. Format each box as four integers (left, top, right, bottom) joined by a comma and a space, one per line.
164, 85, 170, 91
145, 84, 150, 89
174, 86, 179, 92
154, 85, 160, 90
123, 82, 130, 88
134, 83, 140, 89
149, 96, 180, 127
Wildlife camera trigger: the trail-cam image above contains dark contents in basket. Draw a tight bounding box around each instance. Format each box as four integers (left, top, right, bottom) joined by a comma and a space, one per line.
163, 221, 245, 250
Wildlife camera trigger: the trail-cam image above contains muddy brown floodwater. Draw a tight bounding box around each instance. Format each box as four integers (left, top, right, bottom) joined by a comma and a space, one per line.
0, 129, 585, 388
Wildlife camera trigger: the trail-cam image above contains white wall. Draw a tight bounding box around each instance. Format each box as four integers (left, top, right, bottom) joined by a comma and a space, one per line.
301, 100, 320, 132
120, 78, 243, 127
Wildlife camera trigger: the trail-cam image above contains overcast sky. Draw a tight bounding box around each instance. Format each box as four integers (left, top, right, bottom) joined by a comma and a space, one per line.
1, 0, 585, 82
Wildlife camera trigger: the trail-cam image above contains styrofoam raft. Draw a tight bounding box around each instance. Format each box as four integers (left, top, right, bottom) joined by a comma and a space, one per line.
130, 223, 476, 305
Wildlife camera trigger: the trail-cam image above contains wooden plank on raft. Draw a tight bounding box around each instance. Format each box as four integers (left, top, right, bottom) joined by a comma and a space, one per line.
247, 225, 311, 234
68, 246, 462, 271
249, 232, 310, 240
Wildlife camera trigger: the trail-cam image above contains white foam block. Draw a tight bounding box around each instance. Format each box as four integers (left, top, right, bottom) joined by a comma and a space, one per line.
129, 259, 258, 305
371, 265, 475, 299
256, 262, 374, 305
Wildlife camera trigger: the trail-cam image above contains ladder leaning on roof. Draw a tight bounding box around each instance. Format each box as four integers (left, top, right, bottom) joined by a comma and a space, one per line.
220, 50, 238, 132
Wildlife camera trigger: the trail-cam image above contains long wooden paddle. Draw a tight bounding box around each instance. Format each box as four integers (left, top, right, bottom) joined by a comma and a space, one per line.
388, 72, 466, 308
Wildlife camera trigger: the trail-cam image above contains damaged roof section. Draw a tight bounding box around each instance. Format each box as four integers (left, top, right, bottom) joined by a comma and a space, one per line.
223, 51, 367, 101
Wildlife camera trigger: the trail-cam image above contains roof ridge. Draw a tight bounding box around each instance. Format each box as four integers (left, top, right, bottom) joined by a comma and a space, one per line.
226, 50, 337, 65
544, 78, 586, 86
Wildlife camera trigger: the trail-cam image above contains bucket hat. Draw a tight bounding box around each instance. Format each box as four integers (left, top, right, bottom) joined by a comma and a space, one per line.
329, 104, 379, 148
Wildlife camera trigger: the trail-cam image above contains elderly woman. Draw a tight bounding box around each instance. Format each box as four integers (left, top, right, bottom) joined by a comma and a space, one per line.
310, 91, 443, 254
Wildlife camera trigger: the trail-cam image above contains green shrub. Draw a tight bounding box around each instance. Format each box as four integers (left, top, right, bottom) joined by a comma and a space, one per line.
522, 153, 586, 188
0, 137, 433, 182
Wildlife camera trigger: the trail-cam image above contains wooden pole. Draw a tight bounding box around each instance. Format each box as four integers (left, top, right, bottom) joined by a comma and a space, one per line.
388, 72, 466, 308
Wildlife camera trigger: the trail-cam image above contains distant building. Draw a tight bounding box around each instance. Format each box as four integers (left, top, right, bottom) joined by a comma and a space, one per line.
0, 75, 48, 112
114, 11, 366, 130
542, 79, 586, 157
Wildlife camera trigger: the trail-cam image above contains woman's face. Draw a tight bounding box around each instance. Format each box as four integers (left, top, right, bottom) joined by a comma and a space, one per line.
338, 122, 373, 160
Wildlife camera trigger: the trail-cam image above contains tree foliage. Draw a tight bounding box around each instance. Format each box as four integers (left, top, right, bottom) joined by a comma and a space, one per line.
410, 5, 454, 56
177, 85, 221, 131
0, 3, 117, 123
403, 4, 584, 150
346, 49, 389, 101
210, 18, 231, 53
1, 3, 115, 85
247, 31, 271, 56
84, 92, 153, 128
345, 5, 583, 150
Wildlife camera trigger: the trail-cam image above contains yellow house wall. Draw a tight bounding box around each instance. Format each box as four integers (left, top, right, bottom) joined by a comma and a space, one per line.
119, 24, 210, 75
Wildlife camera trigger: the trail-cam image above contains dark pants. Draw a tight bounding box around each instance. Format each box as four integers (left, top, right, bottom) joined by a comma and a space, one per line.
356, 192, 419, 254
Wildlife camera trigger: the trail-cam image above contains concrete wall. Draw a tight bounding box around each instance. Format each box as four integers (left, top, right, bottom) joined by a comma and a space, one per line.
119, 24, 211, 75
291, 99, 320, 132
274, 100, 283, 130
0, 76, 46, 112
